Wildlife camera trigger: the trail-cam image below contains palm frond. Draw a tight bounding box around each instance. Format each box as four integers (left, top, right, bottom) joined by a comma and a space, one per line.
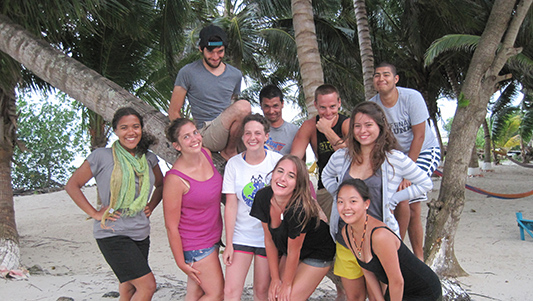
424, 34, 480, 66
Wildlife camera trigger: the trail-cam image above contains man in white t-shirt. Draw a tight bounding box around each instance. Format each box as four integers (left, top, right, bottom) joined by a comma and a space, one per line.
370, 62, 441, 260
259, 84, 299, 155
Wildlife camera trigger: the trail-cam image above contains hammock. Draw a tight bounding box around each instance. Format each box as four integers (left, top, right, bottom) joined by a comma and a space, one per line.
493, 150, 533, 168
433, 169, 533, 199
507, 156, 533, 168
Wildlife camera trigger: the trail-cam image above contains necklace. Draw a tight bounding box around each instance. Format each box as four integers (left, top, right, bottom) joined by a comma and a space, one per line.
351, 213, 368, 259
271, 196, 285, 221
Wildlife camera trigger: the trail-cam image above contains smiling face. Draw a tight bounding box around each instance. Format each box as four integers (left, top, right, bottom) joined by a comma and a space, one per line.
242, 120, 268, 152
271, 159, 297, 199
373, 66, 399, 95
174, 122, 202, 153
115, 115, 142, 155
315, 92, 341, 122
201, 46, 225, 69
353, 112, 380, 147
260, 96, 284, 126
336, 184, 369, 225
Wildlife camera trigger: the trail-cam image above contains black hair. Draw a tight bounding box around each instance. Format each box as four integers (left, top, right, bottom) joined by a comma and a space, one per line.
336, 178, 371, 202
259, 84, 284, 104
375, 62, 397, 76
112, 107, 156, 155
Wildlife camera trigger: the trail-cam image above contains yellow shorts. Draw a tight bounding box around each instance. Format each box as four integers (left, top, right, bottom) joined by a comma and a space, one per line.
334, 242, 364, 279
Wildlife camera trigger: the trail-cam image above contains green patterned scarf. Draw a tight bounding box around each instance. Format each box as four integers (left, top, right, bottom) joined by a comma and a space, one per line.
101, 141, 150, 227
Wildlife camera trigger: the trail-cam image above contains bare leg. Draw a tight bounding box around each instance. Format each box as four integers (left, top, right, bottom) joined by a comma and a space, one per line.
119, 281, 135, 301
224, 252, 253, 300
341, 276, 366, 301
118, 272, 156, 301
185, 250, 224, 301
394, 200, 410, 240
289, 263, 330, 301
408, 201, 424, 260
218, 100, 251, 160
252, 255, 270, 301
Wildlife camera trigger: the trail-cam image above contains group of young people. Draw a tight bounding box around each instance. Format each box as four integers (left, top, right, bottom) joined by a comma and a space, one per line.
65, 24, 443, 301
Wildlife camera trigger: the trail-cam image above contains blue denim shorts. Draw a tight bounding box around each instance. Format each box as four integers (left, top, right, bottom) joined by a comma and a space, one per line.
302, 257, 333, 268
183, 243, 219, 264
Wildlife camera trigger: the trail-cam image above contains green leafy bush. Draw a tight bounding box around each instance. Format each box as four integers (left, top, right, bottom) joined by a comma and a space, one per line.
13, 94, 89, 191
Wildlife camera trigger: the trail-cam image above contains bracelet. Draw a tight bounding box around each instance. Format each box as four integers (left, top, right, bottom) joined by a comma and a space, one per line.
333, 139, 344, 146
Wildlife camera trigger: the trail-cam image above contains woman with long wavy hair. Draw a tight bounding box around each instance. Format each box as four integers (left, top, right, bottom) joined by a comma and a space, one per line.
251, 155, 335, 301
322, 101, 433, 300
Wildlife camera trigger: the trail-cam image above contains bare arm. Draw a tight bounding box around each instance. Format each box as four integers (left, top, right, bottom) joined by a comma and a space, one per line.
372, 228, 403, 301
362, 269, 386, 301
144, 164, 164, 216
278, 233, 306, 301
169, 86, 187, 120
397, 121, 426, 190
290, 120, 315, 159
65, 161, 114, 221
315, 117, 349, 151
163, 173, 202, 284
222, 194, 238, 265
263, 222, 282, 301
408, 121, 425, 162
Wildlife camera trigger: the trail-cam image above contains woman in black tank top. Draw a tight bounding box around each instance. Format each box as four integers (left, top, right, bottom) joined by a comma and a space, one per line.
336, 179, 442, 301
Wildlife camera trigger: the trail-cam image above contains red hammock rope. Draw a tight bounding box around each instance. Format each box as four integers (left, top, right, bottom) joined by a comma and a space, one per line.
433, 169, 533, 199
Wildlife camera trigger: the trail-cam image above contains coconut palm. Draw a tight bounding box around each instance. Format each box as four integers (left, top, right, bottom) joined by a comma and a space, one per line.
423, 0, 532, 279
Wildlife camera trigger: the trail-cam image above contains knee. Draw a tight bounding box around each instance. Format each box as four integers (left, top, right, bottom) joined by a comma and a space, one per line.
234, 99, 251, 116
224, 285, 243, 299
253, 282, 269, 299
346, 291, 366, 301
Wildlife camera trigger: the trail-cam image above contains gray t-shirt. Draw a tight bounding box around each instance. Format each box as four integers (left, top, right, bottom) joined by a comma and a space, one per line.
87, 148, 158, 240
175, 60, 242, 127
265, 121, 299, 155
370, 87, 439, 153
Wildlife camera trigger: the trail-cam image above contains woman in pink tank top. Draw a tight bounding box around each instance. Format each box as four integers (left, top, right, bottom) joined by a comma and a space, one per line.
163, 118, 224, 300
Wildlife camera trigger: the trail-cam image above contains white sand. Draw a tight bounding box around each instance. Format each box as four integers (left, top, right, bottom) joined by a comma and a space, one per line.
2, 163, 532, 300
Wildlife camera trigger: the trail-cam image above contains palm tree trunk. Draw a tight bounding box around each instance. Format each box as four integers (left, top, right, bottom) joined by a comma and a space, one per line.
353, 0, 376, 101
0, 86, 20, 270
0, 14, 176, 163
482, 118, 493, 169
291, 0, 323, 115
425, 0, 531, 280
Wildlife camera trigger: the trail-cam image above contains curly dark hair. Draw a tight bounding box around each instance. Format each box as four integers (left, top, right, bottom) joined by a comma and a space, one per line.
112, 107, 156, 155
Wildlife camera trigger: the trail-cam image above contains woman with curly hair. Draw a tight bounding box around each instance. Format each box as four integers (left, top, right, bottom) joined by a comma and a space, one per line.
66, 107, 163, 300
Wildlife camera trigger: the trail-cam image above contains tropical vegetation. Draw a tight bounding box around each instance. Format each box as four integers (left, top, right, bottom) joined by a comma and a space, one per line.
0, 1, 532, 299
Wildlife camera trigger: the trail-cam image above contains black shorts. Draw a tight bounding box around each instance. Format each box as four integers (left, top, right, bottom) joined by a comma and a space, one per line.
96, 236, 151, 283
233, 243, 267, 257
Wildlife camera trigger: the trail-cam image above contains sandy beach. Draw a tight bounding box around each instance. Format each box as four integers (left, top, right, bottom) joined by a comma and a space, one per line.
2, 162, 533, 300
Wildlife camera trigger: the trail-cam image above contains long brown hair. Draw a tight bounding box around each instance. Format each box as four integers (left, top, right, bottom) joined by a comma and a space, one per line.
345, 101, 398, 173
272, 155, 320, 229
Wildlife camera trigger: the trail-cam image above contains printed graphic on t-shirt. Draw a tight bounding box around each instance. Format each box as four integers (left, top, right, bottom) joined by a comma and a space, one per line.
264, 137, 286, 154
318, 140, 333, 155
242, 175, 266, 207
389, 120, 411, 135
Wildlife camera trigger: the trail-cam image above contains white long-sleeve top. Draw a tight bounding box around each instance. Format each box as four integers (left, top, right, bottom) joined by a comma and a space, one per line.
322, 148, 433, 239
